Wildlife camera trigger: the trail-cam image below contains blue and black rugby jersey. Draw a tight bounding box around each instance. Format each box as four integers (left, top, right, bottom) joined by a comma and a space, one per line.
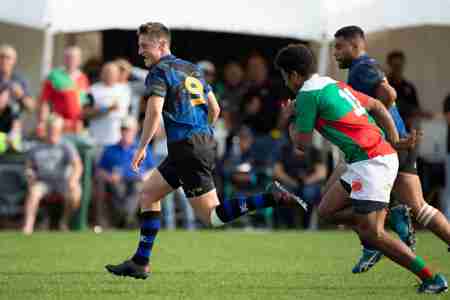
348, 54, 408, 138
145, 54, 214, 142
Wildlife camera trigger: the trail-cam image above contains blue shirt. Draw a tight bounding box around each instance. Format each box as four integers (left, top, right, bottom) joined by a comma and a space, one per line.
348, 54, 408, 138
145, 54, 213, 143
98, 141, 154, 180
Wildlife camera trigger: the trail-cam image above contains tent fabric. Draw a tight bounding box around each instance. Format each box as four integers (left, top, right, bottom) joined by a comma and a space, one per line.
1, 0, 450, 40
0, 0, 324, 40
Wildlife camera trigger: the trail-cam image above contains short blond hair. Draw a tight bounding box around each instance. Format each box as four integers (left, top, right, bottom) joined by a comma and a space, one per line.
137, 22, 171, 45
115, 58, 132, 73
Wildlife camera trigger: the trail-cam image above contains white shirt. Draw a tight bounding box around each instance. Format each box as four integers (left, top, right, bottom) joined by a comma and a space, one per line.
88, 82, 131, 146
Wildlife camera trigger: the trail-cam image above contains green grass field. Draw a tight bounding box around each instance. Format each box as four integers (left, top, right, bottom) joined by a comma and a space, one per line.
0, 230, 449, 300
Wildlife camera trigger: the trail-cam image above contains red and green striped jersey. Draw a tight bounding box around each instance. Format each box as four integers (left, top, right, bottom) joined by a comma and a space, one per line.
294, 74, 395, 163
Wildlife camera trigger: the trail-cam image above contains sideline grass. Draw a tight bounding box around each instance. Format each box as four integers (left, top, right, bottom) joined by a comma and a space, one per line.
0, 230, 449, 300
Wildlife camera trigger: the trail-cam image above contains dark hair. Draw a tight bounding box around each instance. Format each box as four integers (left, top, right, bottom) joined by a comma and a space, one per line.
137, 22, 171, 44
274, 44, 316, 77
334, 25, 365, 40
387, 50, 405, 63
443, 94, 450, 113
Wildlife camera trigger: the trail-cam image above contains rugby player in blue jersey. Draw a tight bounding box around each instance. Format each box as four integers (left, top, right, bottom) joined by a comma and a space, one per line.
332, 26, 450, 290
105, 22, 303, 279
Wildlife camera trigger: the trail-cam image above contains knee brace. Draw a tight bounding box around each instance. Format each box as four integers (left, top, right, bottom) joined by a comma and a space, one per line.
416, 204, 438, 227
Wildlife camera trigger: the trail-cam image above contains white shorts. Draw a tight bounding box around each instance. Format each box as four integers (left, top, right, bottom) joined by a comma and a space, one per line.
341, 153, 399, 204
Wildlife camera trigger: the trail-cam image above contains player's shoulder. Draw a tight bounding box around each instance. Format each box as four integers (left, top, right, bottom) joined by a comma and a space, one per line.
352, 57, 383, 75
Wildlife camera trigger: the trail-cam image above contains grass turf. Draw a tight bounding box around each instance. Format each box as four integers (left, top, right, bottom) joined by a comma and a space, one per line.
0, 230, 449, 300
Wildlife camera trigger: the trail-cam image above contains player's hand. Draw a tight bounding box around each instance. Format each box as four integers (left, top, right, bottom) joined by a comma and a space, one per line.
392, 129, 420, 150
131, 147, 146, 172
281, 99, 296, 118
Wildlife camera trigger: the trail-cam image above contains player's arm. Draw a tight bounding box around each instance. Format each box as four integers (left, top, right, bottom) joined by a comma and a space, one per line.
364, 96, 399, 145
289, 94, 317, 152
206, 91, 220, 125
138, 96, 164, 150
375, 78, 397, 108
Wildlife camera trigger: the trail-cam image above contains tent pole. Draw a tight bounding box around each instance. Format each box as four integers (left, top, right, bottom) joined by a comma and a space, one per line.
317, 33, 329, 76
41, 25, 54, 80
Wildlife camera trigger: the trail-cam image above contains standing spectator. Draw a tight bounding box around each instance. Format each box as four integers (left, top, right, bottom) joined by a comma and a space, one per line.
215, 61, 246, 131
443, 94, 450, 221
84, 62, 131, 151
22, 114, 83, 235
244, 53, 284, 134
197, 60, 216, 87
0, 44, 34, 113
39, 46, 90, 134
387, 51, 431, 129
114, 58, 136, 115
0, 83, 21, 153
96, 116, 154, 228
273, 142, 326, 228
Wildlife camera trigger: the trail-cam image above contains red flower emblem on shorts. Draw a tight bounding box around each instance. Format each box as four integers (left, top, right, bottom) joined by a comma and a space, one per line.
351, 180, 363, 192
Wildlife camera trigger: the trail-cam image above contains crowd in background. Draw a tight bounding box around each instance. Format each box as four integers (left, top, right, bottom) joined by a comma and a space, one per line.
0, 42, 448, 234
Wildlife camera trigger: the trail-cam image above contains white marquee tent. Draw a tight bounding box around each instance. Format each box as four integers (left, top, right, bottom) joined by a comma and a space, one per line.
1, 0, 449, 76
0, 0, 450, 108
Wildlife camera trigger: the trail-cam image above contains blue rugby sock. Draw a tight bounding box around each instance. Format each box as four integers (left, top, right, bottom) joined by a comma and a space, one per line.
132, 211, 161, 266
211, 193, 275, 226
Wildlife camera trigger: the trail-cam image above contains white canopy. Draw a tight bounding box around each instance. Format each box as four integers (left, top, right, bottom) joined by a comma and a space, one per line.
1, 0, 450, 40
0, 0, 324, 40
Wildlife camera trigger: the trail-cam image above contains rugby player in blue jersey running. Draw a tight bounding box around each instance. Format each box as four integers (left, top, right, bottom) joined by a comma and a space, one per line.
105, 22, 304, 279
332, 25, 450, 277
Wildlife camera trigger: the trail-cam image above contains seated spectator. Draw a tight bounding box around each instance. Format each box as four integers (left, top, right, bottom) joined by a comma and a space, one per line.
273, 142, 326, 228
0, 44, 34, 113
22, 114, 83, 234
0, 83, 21, 154
96, 116, 154, 228
38, 46, 90, 134
84, 62, 131, 153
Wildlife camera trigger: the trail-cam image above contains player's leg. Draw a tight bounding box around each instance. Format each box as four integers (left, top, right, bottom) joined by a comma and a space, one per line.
188, 181, 300, 227
353, 151, 416, 274
60, 180, 81, 231
318, 180, 355, 225
354, 206, 448, 293
394, 172, 450, 247
386, 149, 418, 248
22, 182, 48, 235
106, 161, 177, 279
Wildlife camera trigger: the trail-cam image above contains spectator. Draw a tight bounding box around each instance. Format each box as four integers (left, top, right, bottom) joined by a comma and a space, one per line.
115, 58, 141, 119
0, 44, 34, 113
215, 61, 246, 131
197, 60, 216, 87
387, 50, 432, 129
244, 53, 284, 134
84, 62, 131, 152
0, 83, 21, 154
223, 126, 257, 190
38, 46, 90, 134
273, 142, 326, 228
240, 89, 268, 135
22, 114, 83, 235
443, 94, 450, 221
96, 116, 154, 228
